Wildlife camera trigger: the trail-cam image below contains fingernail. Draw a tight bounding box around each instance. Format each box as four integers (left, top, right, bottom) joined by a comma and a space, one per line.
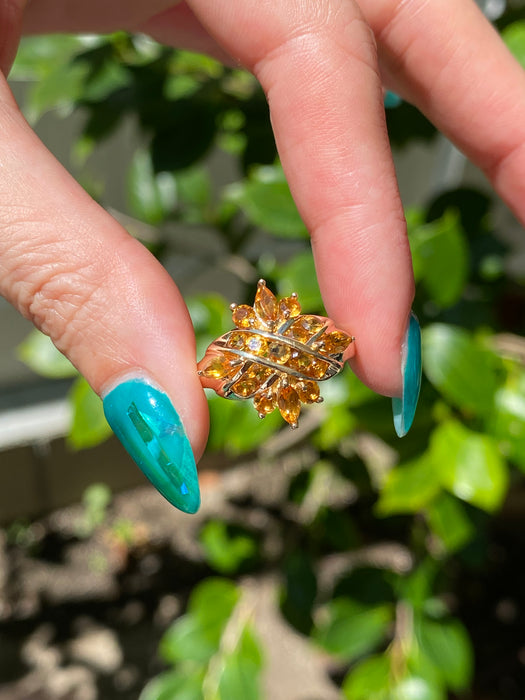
384, 90, 402, 109
103, 377, 200, 514
392, 312, 422, 438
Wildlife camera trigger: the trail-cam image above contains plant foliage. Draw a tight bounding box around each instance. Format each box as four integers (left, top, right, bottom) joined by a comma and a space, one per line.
11, 9, 525, 698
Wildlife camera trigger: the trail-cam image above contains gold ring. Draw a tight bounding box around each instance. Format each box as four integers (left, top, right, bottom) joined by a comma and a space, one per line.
197, 280, 355, 428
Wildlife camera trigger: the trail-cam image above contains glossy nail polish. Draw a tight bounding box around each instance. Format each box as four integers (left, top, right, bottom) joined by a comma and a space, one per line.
392, 312, 422, 438
103, 378, 200, 514
384, 90, 402, 109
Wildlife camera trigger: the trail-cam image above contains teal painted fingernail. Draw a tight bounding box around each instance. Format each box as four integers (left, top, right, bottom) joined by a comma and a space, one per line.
103, 378, 200, 514
392, 312, 422, 438
384, 90, 402, 109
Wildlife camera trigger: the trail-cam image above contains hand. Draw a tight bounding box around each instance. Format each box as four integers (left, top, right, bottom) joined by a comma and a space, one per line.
1, 0, 524, 512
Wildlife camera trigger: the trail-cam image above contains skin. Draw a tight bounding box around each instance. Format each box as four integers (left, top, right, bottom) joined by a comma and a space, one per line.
1, 0, 525, 461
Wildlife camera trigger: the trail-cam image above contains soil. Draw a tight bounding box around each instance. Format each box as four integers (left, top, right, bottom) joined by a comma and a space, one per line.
0, 445, 524, 700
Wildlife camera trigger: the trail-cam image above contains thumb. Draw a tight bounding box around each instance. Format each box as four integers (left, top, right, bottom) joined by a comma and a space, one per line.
0, 77, 208, 514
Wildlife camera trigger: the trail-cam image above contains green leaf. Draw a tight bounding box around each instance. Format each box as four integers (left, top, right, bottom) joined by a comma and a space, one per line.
397, 560, 438, 612
11, 35, 89, 80
17, 329, 78, 379
68, 378, 113, 449
218, 652, 261, 700
26, 61, 89, 122
189, 578, 240, 628
225, 165, 308, 238
277, 250, 324, 311
314, 599, 393, 662
188, 294, 232, 360
375, 456, 441, 517
127, 149, 176, 224
160, 614, 218, 665
165, 74, 201, 100
176, 167, 212, 211
199, 520, 258, 574
79, 56, 130, 102
139, 669, 204, 700
488, 376, 525, 473
280, 552, 317, 635
314, 404, 357, 450
235, 623, 264, 671
216, 623, 263, 700
342, 654, 391, 700
422, 325, 501, 416
391, 676, 445, 700
207, 396, 282, 455
425, 493, 475, 552
502, 20, 525, 68
409, 211, 469, 308
430, 420, 509, 513
151, 99, 218, 171
417, 618, 474, 692
161, 579, 240, 666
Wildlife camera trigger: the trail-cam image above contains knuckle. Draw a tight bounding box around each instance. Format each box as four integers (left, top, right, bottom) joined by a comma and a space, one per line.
28, 261, 107, 351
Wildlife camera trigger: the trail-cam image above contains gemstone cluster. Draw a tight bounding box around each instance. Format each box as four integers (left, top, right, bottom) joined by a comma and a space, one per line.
197, 280, 354, 428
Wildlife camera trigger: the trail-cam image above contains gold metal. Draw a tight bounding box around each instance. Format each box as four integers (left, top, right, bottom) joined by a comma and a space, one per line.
197, 280, 355, 428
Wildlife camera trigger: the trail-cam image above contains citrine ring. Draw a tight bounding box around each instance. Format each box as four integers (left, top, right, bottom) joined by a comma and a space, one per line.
197, 280, 355, 428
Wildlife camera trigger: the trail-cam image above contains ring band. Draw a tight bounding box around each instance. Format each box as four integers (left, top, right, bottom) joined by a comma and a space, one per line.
197, 280, 355, 428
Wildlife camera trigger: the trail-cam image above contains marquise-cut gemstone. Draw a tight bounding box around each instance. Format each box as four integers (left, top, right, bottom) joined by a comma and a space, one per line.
254, 282, 279, 326
289, 353, 328, 379
231, 364, 271, 397
254, 391, 275, 416
267, 341, 291, 364
232, 304, 257, 329
284, 316, 326, 343
231, 377, 260, 398
315, 331, 352, 355
294, 380, 320, 403
279, 295, 301, 320
228, 331, 247, 349
200, 353, 240, 379
278, 385, 301, 426
247, 364, 272, 382
307, 359, 329, 379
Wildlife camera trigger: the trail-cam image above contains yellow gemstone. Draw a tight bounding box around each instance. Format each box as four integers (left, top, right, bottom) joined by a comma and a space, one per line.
279, 295, 301, 320
254, 281, 279, 326
315, 331, 353, 355
284, 315, 326, 343
232, 304, 257, 329
294, 380, 320, 403
231, 364, 271, 397
246, 364, 272, 382
267, 341, 291, 364
289, 352, 328, 379
289, 352, 310, 371
254, 391, 276, 416
231, 377, 259, 397
307, 359, 329, 379
201, 353, 240, 379
246, 334, 268, 356
278, 385, 301, 427
228, 331, 247, 349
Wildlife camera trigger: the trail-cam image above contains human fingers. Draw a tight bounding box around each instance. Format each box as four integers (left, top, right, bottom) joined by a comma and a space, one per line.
0, 0, 27, 74
0, 74, 208, 513
181, 0, 416, 411
20, 0, 421, 430
362, 0, 525, 227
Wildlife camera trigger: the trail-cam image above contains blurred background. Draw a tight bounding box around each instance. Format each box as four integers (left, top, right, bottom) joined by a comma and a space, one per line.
1, 2, 525, 699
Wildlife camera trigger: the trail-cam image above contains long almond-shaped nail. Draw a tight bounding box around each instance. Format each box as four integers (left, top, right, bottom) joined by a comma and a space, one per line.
103, 378, 200, 514
392, 312, 422, 438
